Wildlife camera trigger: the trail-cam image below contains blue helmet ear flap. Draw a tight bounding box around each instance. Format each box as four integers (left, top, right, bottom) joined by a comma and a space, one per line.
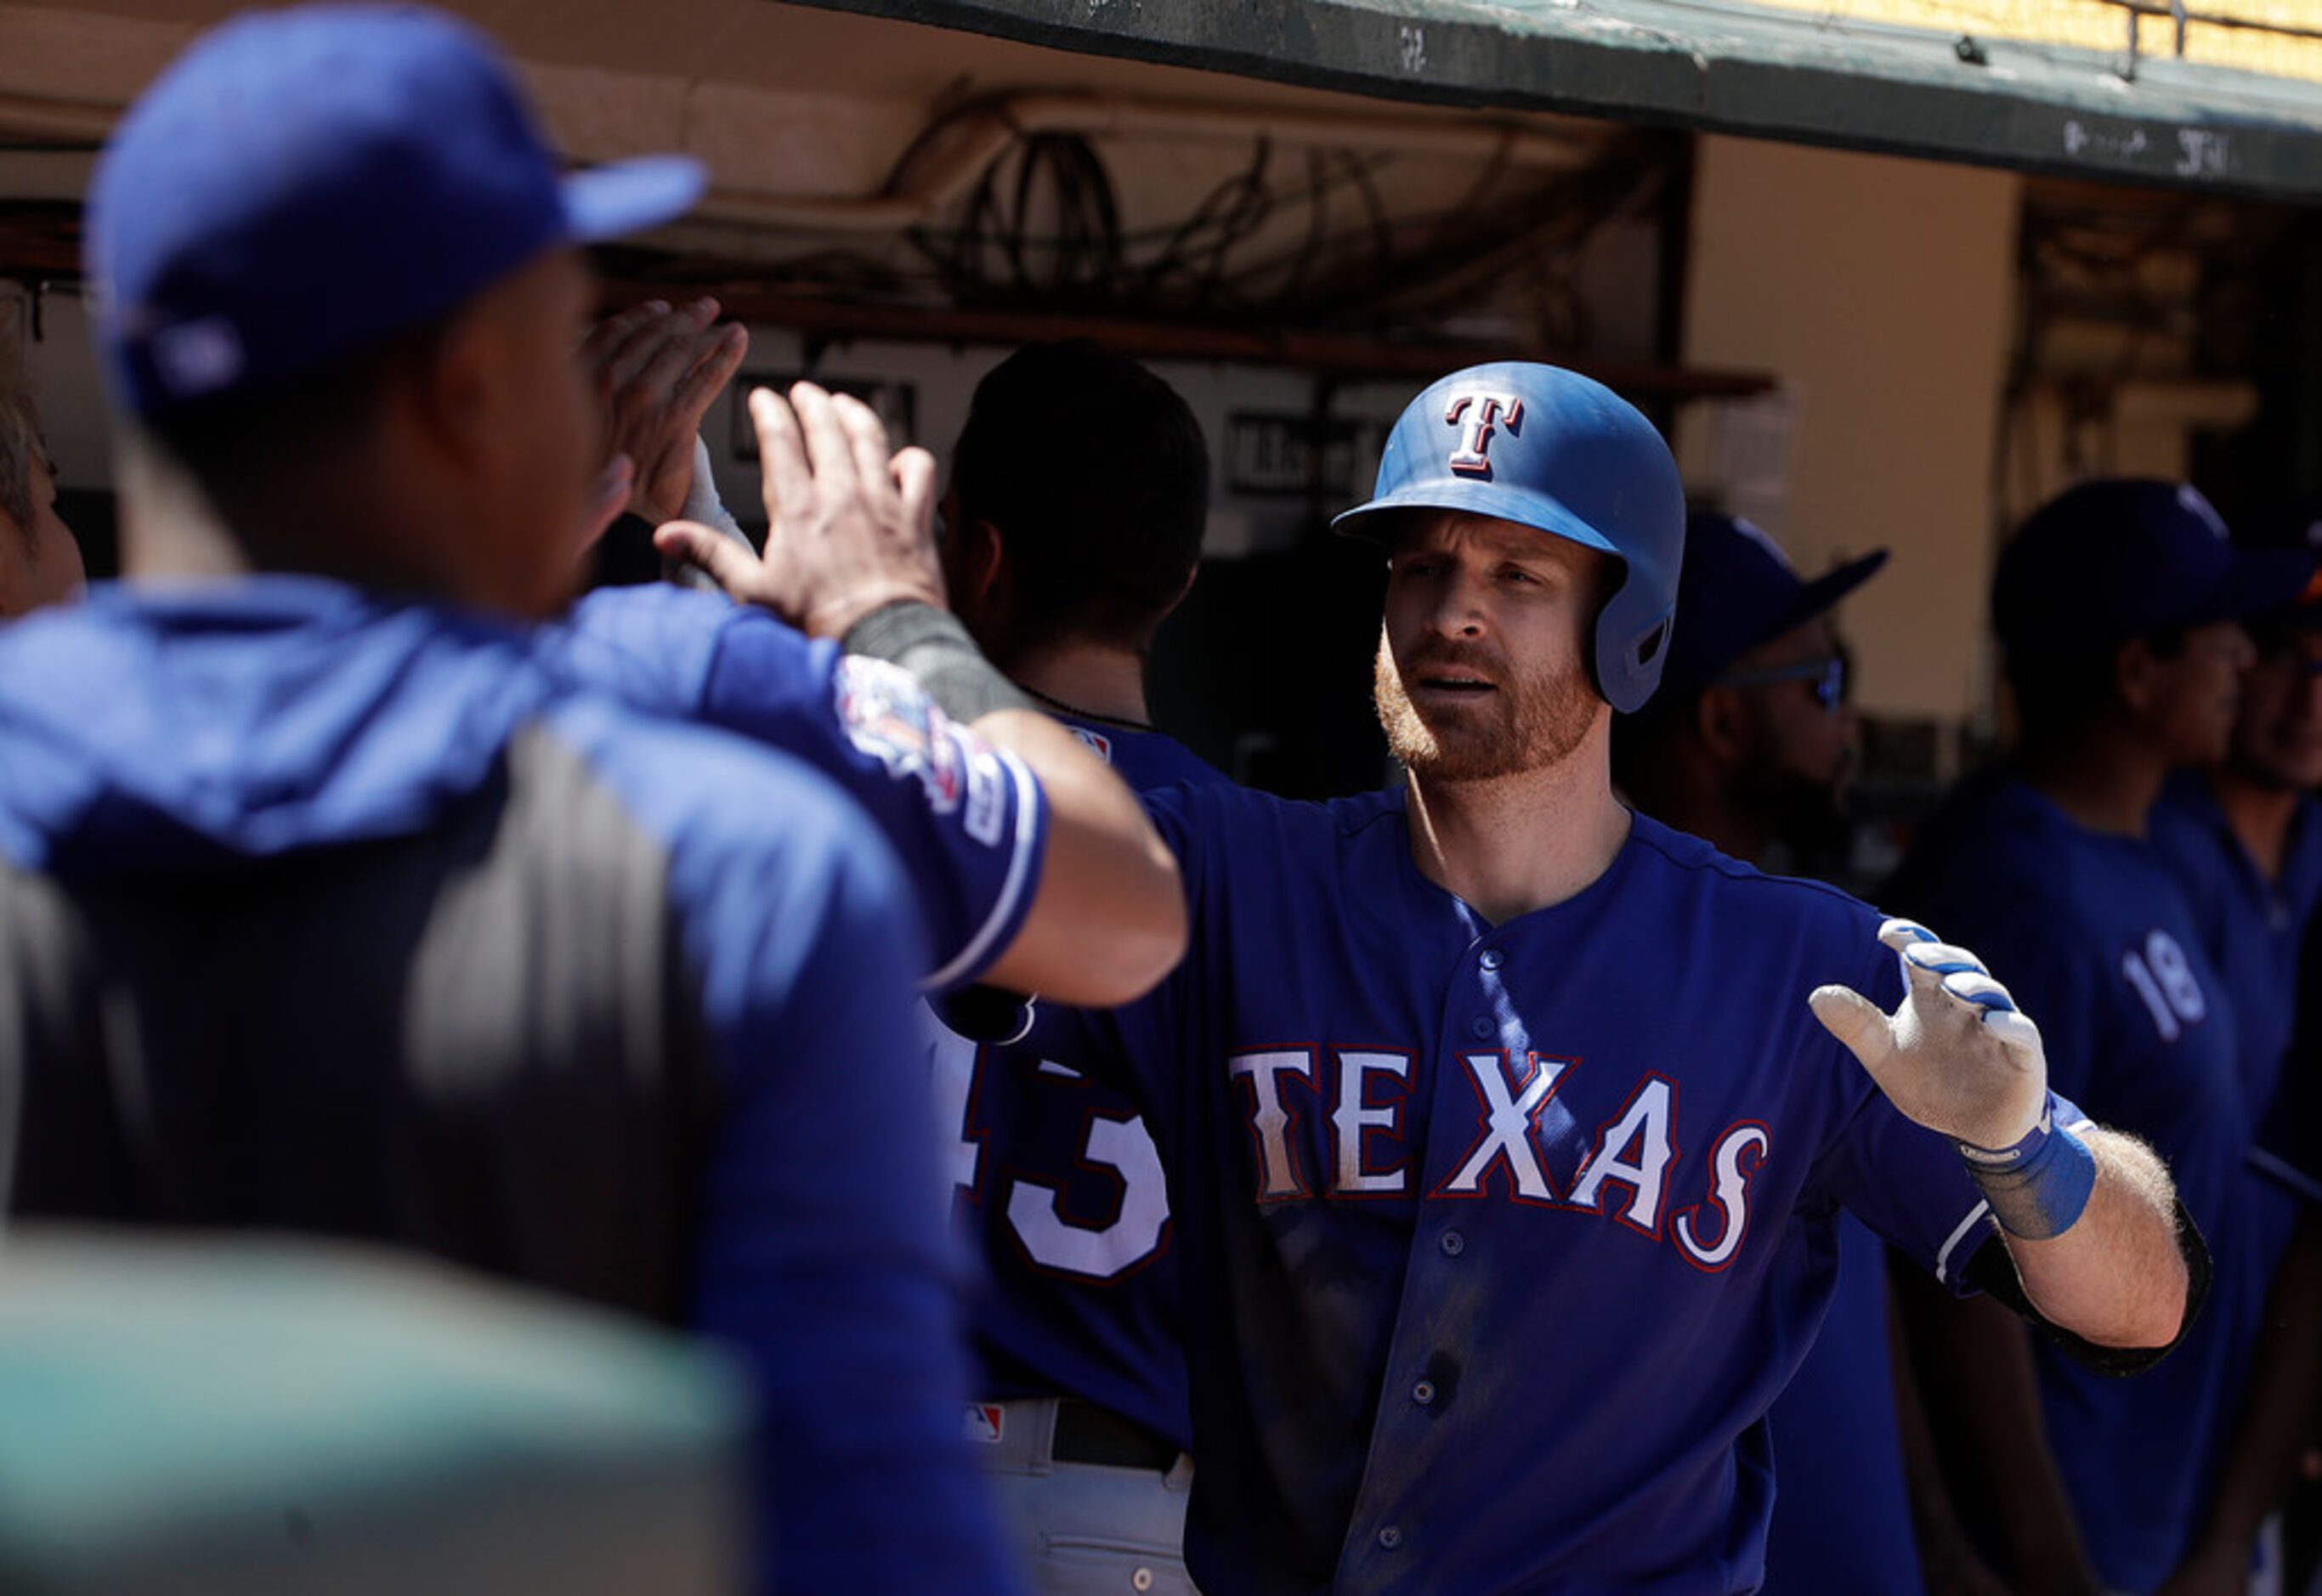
1597, 591, 1679, 714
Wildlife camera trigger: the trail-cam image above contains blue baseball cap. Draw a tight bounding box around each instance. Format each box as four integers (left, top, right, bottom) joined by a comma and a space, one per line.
1993, 479, 2318, 665
1655, 512, 1887, 705
2237, 499, 2322, 630
86, 3, 706, 418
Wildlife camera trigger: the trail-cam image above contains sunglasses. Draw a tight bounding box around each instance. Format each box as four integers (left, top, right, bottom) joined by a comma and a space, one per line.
1712, 654, 1848, 711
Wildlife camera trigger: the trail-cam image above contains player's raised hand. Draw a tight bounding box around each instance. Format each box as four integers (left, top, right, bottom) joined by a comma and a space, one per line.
1807, 918, 2050, 1154
658, 382, 946, 638
582, 297, 749, 524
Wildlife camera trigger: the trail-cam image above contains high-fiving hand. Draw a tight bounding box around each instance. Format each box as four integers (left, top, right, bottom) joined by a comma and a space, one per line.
582, 297, 749, 525
656, 382, 946, 640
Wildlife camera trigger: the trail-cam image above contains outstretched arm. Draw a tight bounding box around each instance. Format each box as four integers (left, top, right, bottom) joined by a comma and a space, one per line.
659, 382, 1184, 1008
2002, 1126, 2184, 1347
1810, 919, 2189, 1350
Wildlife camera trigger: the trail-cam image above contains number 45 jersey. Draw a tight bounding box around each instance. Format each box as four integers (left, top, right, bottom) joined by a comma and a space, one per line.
1884, 769, 2248, 1596
1006, 782, 2001, 1596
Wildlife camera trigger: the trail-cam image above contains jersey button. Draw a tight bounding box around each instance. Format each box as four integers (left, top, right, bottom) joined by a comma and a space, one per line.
1440, 1229, 1465, 1256
1132, 1571, 1155, 1592
1479, 948, 1504, 971
1468, 1015, 1493, 1039
1378, 1525, 1405, 1551
1412, 1378, 1436, 1406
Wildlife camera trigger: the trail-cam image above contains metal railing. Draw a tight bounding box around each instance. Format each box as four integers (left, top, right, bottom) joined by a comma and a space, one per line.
2093, 0, 2322, 75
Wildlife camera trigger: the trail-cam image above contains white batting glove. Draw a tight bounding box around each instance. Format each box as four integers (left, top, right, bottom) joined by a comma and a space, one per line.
681, 433, 752, 546
1808, 918, 2050, 1155
671, 433, 758, 596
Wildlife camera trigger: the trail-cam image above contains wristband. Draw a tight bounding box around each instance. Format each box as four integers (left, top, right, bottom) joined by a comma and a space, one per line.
842, 600, 1034, 725
1957, 1091, 2097, 1240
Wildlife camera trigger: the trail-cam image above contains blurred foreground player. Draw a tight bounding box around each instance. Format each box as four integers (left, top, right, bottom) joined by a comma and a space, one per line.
0, 10, 1014, 1592
1888, 479, 2312, 1594
878, 362, 2193, 1593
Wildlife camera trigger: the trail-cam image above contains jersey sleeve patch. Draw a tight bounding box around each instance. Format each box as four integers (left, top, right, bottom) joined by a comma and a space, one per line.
835, 654, 971, 822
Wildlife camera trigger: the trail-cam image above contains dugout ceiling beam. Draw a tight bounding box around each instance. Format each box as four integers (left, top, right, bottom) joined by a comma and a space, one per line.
774, 0, 2322, 205
592, 277, 1776, 398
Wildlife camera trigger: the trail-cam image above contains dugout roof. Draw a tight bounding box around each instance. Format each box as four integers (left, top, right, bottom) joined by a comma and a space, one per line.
779, 0, 2322, 204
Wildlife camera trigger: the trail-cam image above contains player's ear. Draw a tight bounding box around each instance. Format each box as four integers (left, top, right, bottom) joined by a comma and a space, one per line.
958, 518, 1007, 610
1696, 685, 1748, 764
403, 299, 497, 476
1168, 559, 1199, 616
2115, 637, 2159, 716
943, 516, 1012, 644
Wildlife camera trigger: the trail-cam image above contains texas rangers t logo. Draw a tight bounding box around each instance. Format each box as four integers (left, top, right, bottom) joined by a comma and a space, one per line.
1444, 392, 1522, 476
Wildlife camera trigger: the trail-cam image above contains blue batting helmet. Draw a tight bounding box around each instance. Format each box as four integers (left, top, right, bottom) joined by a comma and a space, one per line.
1333, 362, 1687, 714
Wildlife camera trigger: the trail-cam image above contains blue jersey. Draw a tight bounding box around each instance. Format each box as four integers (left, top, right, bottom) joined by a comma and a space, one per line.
937, 718, 1229, 1451
0, 578, 1017, 1596
538, 585, 1047, 991
2252, 983, 2322, 1208
2151, 773, 2322, 1326
2149, 772, 2322, 1126
1886, 771, 2251, 1594
1760, 1214, 1923, 1596
1054, 716, 1229, 796
1004, 785, 1994, 1596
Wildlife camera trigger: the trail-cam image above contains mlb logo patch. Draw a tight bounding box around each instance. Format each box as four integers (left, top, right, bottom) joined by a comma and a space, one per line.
835, 655, 966, 812
964, 1403, 1005, 1445
1070, 726, 1114, 763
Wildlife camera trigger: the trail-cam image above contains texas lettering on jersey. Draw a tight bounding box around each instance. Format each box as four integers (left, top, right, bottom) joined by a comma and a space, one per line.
1009, 785, 2005, 1593
1226, 1044, 1769, 1271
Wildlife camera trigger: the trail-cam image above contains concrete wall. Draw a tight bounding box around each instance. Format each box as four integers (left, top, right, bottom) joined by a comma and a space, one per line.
1678, 134, 2021, 737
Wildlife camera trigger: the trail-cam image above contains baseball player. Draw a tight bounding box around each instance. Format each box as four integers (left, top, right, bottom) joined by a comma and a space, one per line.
2147, 518, 2322, 1593
0, 10, 1019, 1592
2204, 948, 2322, 1596
1884, 479, 2313, 1593
1611, 511, 1883, 878
740, 357, 2197, 1593
932, 343, 1224, 1594
1614, 512, 1959, 1596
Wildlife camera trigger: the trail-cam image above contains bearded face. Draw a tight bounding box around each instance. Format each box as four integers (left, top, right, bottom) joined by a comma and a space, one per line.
1373, 512, 1607, 784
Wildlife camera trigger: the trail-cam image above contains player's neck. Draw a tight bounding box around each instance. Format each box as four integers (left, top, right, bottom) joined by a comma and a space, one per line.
1008, 640, 1153, 728
2208, 764, 2303, 880
2016, 724, 2168, 839
1405, 723, 1632, 925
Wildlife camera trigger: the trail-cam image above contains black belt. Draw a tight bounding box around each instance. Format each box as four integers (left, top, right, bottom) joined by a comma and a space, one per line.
1051, 1399, 1181, 1472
